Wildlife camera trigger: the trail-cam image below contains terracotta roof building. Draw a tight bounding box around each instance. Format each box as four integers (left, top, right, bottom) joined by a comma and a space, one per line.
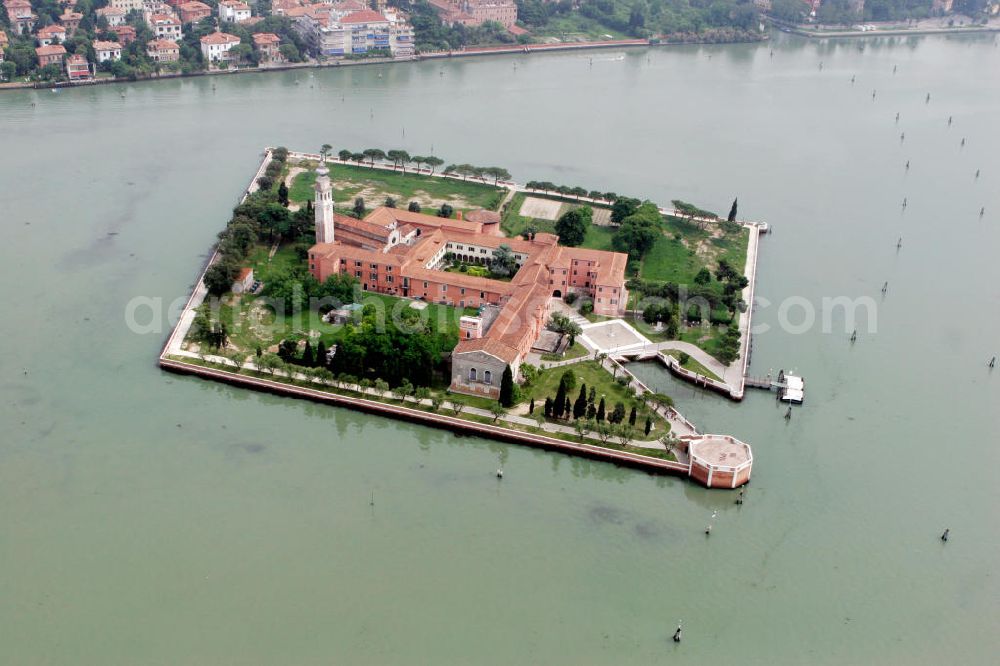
93, 40, 123, 62
36, 24, 67, 46
252, 32, 282, 61
178, 0, 212, 23
35, 44, 67, 67
200, 30, 241, 62
111, 24, 137, 45
65, 52, 91, 80
305, 166, 628, 398
146, 38, 181, 61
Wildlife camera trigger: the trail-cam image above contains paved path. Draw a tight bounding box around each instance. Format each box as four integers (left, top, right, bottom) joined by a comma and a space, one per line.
170, 350, 672, 452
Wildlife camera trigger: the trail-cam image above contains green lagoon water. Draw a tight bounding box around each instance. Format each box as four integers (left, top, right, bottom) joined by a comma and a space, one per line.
1, 33, 998, 664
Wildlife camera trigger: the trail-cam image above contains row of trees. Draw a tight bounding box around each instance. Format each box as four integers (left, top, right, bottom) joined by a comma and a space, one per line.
525, 180, 619, 202
321, 144, 447, 175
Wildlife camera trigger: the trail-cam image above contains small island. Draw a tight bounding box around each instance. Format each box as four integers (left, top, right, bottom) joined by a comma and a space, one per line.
160, 146, 765, 488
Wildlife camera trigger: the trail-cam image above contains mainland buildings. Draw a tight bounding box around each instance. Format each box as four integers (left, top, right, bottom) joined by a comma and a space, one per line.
291, 4, 414, 59
306, 164, 629, 399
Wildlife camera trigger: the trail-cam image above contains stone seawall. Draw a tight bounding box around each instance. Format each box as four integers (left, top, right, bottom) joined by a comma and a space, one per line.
160, 357, 692, 478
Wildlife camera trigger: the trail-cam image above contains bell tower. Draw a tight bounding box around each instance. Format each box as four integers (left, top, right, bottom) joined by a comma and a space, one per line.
315, 163, 335, 243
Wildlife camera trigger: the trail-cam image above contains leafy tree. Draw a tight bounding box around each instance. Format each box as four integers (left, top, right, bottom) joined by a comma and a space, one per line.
612, 202, 662, 261
203, 259, 239, 295
320, 144, 332, 160
611, 197, 640, 224
386, 149, 412, 172
437, 203, 454, 218
408, 201, 421, 213
337, 149, 352, 162
373, 378, 390, 398
555, 206, 591, 247
363, 148, 386, 167
384, 197, 397, 208
610, 401, 626, 424
424, 156, 444, 174
353, 197, 366, 218
490, 402, 507, 422
573, 418, 591, 441
490, 244, 517, 277
694, 267, 712, 285
277, 181, 289, 207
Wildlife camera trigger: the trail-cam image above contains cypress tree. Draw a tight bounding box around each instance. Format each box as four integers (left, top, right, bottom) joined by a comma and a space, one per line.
644, 416, 652, 436
628, 405, 637, 427
563, 396, 571, 418
499, 365, 515, 407
302, 341, 315, 367
588, 386, 596, 405
573, 384, 588, 420
554, 383, 567, 418
728, 197, 738, 223
528, 397, 535, 414
317, 341, 327, 368
544, 396, 553, 418
587, 403, 596, 420
597, 397, 606, 422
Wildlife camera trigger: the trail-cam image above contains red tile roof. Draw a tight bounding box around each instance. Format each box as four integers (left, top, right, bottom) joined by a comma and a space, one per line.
339, 9, 388, 23
35, 44, 67, 57
200, 31, 240, 44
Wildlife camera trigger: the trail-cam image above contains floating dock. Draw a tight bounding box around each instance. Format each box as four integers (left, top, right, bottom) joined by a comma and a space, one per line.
743, 369, 806, 404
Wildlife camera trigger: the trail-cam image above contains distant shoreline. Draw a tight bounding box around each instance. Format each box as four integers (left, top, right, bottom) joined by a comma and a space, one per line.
0, 34, 760, 94
768, 17, 1000, 39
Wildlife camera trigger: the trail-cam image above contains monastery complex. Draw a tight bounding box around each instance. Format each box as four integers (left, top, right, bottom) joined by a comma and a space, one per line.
306, 163, 629, 399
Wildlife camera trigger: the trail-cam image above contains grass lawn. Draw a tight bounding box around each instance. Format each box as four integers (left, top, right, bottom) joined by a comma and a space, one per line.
640, 216, 749, 284
191, 243, 477, 353
286, 160, 504, 212
540, 342, 590, 362
500, 192, 613, 246
661, 350, 722, 382
535, 15, 630, 40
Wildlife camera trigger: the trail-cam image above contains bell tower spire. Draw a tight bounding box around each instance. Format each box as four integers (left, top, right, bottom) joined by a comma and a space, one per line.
315, 162, 335, 243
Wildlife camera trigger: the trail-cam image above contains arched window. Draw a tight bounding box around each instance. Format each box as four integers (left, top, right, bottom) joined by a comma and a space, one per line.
469, 368, 477, 382
484, 370, 492, 385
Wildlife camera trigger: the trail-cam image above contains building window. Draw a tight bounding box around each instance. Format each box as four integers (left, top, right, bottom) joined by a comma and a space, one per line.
469, 368, 477, 382
480, 291, 484, 299
387, 276, 393, 283
460, 288, 465, 295
355, 261, 362, 267
423, 281, 428, 288
355, 271, 362, 278
484, 370, 492, 385
442, 285, 447, 292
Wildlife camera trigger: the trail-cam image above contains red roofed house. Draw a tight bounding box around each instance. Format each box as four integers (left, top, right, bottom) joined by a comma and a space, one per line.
178, 1, 212, 24
93, 40, 123, 62
149, 14, 182, 42
200, 30, 240, 63
65, 52, 92, 81
35, 44, 67, 67
231, 267, 255, 294
304, 164, 628, 398
146, 38, 181, 62
218, 0, 252, 23
111, 24, 137, 45
252, 32, 282, 62
4, 0, 37, 35
36, 24, 68, 46
96, 6, 127, 26
59, 10, 84, 35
